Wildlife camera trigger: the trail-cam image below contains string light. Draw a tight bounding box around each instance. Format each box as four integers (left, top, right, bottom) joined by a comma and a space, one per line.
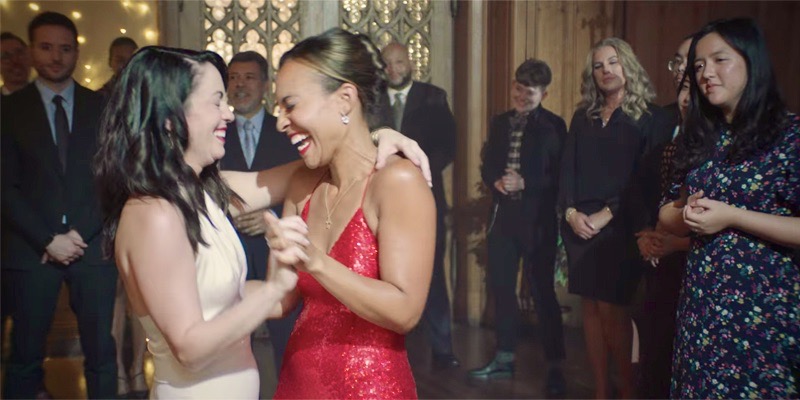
138, 3, 149, 15
144, 29, 157, 41
84, 64, 92, 70
77, 36, 86, 44
84, 78, 92, 83
28, 2, 39, 11
71, 11, 82, 19
120, 28, 127, 34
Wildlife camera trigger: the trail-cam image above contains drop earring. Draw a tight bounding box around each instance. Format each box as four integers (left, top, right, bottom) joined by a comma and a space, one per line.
341, 114, 350, 125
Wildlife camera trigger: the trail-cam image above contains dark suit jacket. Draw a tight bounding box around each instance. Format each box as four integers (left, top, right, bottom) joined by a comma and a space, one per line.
1, 81, 107, 269
480, 107, 564, 250
376, 81, 456, 213
220, 111, 298, 280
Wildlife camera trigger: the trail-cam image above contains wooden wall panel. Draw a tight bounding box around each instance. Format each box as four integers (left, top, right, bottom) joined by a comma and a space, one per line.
624, 1, 800, 111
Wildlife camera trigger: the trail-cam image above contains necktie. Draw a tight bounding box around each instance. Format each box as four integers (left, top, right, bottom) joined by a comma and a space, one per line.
243, 120, 256, 168
392, 92, 405, 131
53, 95, 69, 172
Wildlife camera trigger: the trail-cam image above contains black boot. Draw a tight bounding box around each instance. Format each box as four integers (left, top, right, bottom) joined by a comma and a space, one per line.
468, 352, 514, 380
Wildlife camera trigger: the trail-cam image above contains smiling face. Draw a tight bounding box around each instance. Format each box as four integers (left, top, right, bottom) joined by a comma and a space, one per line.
592, 45, 626, 96
227, 60, 268, 118
182, 62, 235, 174
275, 60, 345, 169
382, 44, 412, 90
511, 80, 546, 114
693, 32, 748, 121
30, 24, 78, 87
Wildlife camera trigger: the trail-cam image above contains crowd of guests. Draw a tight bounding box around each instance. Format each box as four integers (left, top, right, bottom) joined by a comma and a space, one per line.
1, 8, 797, 400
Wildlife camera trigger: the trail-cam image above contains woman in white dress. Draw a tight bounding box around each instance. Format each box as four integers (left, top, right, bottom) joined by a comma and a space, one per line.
94, 46, 429, 398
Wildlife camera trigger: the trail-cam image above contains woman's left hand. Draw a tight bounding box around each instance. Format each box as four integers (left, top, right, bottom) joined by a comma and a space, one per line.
373, 128, 432, 187
683, 197, 737, 235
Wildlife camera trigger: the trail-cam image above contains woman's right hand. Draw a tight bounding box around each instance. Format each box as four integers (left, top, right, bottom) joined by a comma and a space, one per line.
568, 211, 600, 240
263, 212, 310, 264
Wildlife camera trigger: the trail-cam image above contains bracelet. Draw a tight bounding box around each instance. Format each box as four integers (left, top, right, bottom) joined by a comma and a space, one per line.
565, 207, 577, 223
369, 127, 390, 146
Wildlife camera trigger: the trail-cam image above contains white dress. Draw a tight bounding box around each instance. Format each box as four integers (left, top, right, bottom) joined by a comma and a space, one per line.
138, 193, 259, 399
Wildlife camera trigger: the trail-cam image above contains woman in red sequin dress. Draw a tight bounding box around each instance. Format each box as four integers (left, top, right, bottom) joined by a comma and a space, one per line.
263, 28, 436, 399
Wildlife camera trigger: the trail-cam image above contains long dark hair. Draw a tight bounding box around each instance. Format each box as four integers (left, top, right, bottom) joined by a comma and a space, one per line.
673, 18, 787, 183
94, 46, 238, 256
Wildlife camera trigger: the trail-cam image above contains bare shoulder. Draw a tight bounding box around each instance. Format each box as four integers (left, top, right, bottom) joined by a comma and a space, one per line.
118, 197, 186, 241
373, 156, 428, 188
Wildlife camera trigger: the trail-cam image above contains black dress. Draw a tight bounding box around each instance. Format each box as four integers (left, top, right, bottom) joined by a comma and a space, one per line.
558, 105, 671, 304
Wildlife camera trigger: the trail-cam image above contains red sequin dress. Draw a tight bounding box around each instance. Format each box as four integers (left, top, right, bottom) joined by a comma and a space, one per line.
273, 182, 418, 399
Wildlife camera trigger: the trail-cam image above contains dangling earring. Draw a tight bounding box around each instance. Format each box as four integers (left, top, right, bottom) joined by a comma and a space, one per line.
341, 113, 350, 125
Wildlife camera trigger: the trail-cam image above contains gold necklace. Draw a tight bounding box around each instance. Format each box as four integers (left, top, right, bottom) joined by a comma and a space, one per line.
323, 178, 363, 229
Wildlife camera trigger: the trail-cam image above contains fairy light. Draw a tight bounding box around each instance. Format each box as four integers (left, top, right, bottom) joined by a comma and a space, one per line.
77, 36, 86, 44
144, 29, 157, 41
28, 2, 39, 11
71, 11, 82, 19
84, 64, 92, 70
120, 28, 127, 34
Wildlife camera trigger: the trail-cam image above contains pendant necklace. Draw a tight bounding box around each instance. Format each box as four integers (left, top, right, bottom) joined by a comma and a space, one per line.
323, 177, 363, 229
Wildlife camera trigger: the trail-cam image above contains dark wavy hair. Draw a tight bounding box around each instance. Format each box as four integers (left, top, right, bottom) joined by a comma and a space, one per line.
279, 28, 387, 128
94, 46, 238, 256
673, 18, 787, 183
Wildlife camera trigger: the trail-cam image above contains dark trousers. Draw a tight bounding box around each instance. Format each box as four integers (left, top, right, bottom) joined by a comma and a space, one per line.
487, 225, 565, 361
3, 262, 118, 399
422, 211, 454, 356
639, 252, 686, 399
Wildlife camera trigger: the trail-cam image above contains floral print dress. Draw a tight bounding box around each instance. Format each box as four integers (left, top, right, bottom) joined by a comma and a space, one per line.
668, 114, 800, 399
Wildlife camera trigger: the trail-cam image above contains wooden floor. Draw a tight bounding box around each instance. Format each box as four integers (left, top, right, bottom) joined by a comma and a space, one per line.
2, 319, 596, 399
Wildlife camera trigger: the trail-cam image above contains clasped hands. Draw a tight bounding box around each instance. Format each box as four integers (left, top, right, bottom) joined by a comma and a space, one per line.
567, 207, 613, 240
636, 224, 683, 267
680, 190, 736, 235
493, 168, 524, 195
41, 229, 87, 265
262, 211, 320, 275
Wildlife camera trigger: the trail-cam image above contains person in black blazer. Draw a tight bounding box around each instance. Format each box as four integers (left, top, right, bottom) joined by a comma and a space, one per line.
469, 59, 567, 397
378, 42, 459, 369
219, 51, 300, 377
0, 12, 117, 399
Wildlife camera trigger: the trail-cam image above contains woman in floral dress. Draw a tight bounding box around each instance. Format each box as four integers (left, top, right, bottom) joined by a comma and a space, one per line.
659, 18, 800, 399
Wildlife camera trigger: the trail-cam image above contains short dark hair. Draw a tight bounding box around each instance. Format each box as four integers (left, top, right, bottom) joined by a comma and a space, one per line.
229, 51, 269, 82
1, 31, 26, 46
109, 36, 138, 53
28, 11, 78, 45
514, 59, 552, 88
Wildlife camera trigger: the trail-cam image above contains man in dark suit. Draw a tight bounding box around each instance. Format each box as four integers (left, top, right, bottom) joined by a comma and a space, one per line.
470, 59, 567, 397
219, 51, 300, 377
1, 12, 117, 399
378, 42, 459, 370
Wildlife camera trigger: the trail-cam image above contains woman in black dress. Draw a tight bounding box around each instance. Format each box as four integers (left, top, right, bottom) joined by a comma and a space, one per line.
559, 37, 670, 398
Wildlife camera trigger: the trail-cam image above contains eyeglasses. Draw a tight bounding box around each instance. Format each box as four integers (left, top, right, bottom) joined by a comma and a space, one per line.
667, 56, 685, 73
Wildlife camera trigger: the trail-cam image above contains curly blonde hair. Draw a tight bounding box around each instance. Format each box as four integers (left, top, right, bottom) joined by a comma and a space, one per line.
578, 37, 655, 121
